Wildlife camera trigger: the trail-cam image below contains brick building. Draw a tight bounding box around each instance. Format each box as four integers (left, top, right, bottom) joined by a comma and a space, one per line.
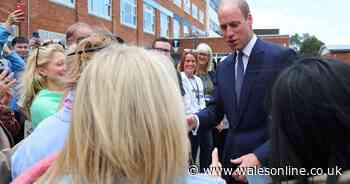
0, 0, 207, 46
319, 45, 350, 64
173, 30, 290, 63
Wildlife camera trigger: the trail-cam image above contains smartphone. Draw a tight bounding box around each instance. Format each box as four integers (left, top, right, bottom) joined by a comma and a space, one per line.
15, 1, 25, 13
32, 32, 40, 38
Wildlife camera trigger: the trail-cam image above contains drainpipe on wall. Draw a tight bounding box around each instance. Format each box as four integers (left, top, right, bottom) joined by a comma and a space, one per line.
111, 0, 115, 34
75, 0, 79, 22
27, 0, 30, 37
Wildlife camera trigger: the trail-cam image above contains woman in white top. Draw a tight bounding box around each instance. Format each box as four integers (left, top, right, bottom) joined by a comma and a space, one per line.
178, 50, 205, 115
178, 49, 213, 172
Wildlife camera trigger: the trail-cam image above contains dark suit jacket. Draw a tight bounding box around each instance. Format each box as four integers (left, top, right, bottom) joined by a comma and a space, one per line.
197, 39, 296, 168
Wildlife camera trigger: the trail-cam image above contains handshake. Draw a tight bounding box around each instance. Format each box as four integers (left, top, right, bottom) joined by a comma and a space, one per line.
186, 115, 198, 131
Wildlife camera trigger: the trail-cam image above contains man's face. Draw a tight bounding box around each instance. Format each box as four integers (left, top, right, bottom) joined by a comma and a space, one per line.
153, 41, 172, 58
218, 3, 253, 51
14, 43, 29, 58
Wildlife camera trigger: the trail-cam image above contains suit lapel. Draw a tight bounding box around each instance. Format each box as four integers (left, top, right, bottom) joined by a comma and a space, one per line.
237, 39, 265, 123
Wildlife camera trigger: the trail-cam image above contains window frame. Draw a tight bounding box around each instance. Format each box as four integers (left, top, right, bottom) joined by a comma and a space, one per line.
160, 12, 169, 38
184, 0, 191, 14
120, 0, 137, 29
173, 0, 182, 8
143, 3, 156, 35
191, 3, 198, 20
199, 10, 204, 24
50, 0, 75, 8
173, 19, 181, 38
183, 24, 190, 37
88, 0, 112, 20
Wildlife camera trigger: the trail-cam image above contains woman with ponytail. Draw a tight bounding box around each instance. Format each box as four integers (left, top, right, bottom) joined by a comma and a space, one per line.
11, 33, 113, 179
19, 43, 65, 129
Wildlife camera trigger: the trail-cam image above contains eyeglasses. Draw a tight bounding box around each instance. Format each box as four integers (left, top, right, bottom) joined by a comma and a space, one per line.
35, 41, 65, 67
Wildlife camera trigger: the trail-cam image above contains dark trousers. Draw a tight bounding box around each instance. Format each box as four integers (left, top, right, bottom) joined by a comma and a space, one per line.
189, 128, 213, 172
212, 128, 228, 163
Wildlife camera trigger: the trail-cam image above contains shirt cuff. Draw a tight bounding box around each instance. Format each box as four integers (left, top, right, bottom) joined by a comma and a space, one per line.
191, 115, 200, 135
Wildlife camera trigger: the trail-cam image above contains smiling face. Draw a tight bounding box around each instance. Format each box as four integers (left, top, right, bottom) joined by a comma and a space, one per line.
218, 0, 253, 51
183, 53, 197, 76
38, 51, 66, 86
197, 52, 209, 66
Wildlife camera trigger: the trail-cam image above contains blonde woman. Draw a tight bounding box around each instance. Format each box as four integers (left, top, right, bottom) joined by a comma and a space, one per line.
20, 43, 65, 128
195, 43, 215, 103
36, 45, 225, 184
11, 33, 113, 179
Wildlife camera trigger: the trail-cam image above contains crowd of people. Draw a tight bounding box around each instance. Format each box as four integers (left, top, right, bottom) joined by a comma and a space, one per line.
0, 0, 349, 183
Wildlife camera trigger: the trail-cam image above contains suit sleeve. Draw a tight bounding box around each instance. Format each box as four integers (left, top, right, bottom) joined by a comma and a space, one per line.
254, 48, 297, 165
196, 64, 224, 131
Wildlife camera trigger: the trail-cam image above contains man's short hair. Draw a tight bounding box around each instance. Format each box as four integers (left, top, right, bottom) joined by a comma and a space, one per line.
238, 0, 250, 19
65, 22, 92, 46
152, 37, 171, 49
219, 0, 250, 19
11, 36, 29, 47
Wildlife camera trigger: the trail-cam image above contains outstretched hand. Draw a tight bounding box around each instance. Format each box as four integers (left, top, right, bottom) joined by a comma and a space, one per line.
5, 10, 24, 26
209, 148, 222, 177
0, 70, 16, 106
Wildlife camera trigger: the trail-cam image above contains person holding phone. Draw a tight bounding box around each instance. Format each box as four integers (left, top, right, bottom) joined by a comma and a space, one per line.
29, 32, 41, 49
1, 9, 26, 112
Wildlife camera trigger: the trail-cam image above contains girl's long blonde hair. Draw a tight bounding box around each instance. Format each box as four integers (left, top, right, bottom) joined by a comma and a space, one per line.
20, 44, 64, 116
39, 44, 189, 184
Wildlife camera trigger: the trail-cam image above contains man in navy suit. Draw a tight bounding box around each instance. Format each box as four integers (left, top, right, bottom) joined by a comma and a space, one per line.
187, 0, 296, 183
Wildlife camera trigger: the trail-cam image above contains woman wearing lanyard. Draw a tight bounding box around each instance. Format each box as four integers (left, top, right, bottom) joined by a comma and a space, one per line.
178, 49, 209, 171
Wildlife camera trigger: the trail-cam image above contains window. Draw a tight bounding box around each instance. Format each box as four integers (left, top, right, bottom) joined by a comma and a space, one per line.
209, 0, 219, 11
191, 4, 198, 19
173, 0, 181, 8
184, 0, 190, 14
88, 0, 111, 20
173, 19, 181, 38
38, 29, 65, 41
184, 24, 190, 37
121, 0, 137, 28
143, 3, 155, 34
160, 12, 169, 37
50, 0, 75, 8
199, 10, 204, 24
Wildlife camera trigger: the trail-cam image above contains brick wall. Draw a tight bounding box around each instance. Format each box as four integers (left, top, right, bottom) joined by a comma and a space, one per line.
328, 53, 350, 64
0, 0, 206, 46
176, 35, 290, 54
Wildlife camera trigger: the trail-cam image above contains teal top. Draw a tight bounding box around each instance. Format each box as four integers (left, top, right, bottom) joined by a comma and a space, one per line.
30, 89, 64, 128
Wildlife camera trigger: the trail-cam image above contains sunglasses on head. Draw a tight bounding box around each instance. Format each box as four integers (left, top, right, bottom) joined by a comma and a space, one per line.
35, 41, 65, 68
183, 48, 196, 53
66, 45, 107, 56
